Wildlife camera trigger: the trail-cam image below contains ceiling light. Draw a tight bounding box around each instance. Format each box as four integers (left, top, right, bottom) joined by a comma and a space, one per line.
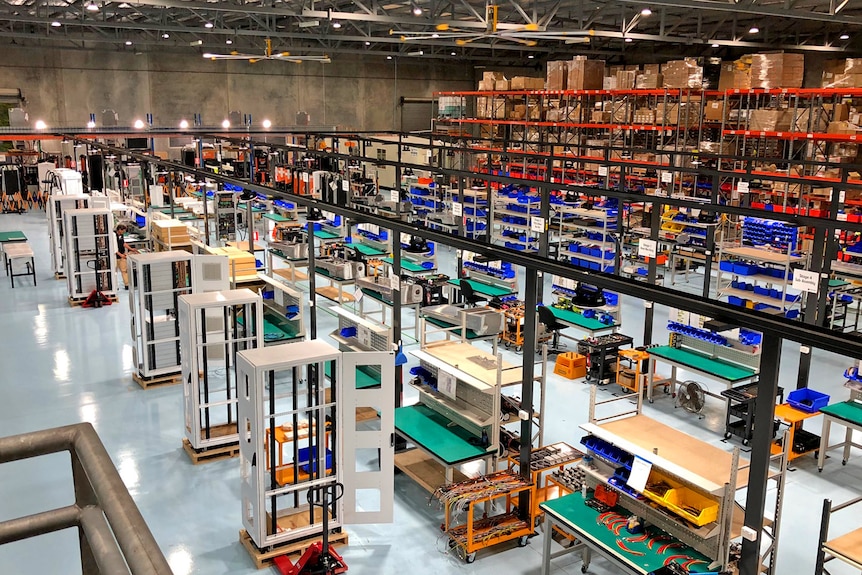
748, 26, 759, 34
204, 22, 213, 28
35, 120, 47, 130
625, 37, 633, 42
179, 119, 189, 129
226, 39, 233, 44
451, 51, 456, 56
640, 7, 652, 16
431, 33, 439, 38
162, 33, 170, 39
134, 119, 145, 129
297, 20, 320, 28
125, 40, 132, 46
413, 6, 422, 15
408, 50, 424, 55
386, 55, 392, 60
85, 1, 99, 12
51, 20, 61, 27
365, 41, 371, 45
331, 21, 342, 29
262, 119, 272, 129
712, 43, 719, 48
86, 120, 96, 128
221, 119, 230, 128
840, 33, 850, 40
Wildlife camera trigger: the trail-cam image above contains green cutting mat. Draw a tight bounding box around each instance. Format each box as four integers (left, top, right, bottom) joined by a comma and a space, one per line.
0, 231, 26, 242
549, 306, 617, 331
423, 316, 483, 340
820, 400, 862, 425
649, 346, 756, 383
542, 492, 712, 573
348, 243, 387, 256
395, 404, 488, 465
447, 278, 514, 297
382, 257, 429, 273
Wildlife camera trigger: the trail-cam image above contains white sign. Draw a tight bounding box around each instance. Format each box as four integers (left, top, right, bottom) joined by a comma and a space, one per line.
390, 275, 400, 291
737, 181, 750, 194
437, 371, 457, 400
342, 180, 349, 191
401, 232, 411, 244
353, 288, 364, 303
661, 171, 673, 183
488, 259, 502, 269
302, 172, 309, 183
627, 456, 653, 493
792, 269, 819, 294
452, 201, 463, 216
531, 216, 545, 233
390, 189, 399, 203
357, 325, 371, 348
839, 190, 846, 203
598, 166, 609, 177
638, 238, 658, 259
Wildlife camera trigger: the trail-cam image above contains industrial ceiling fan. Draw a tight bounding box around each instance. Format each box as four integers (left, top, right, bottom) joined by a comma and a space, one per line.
202, 39, 331, 63
393, 4, 541, 47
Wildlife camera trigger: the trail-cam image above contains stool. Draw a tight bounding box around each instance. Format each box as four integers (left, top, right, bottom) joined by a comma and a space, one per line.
4, 241, 36, 288
554, 352, 587, 380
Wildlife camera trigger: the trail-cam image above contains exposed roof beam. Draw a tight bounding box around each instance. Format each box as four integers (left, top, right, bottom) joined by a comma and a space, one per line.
612, 0, 862, 24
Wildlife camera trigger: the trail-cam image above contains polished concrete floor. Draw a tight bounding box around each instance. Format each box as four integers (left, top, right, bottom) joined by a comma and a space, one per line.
0, 209, 861, 575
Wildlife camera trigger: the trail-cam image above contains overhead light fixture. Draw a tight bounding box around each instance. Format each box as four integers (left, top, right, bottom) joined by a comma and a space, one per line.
85, 1, 99, 12
134, 119, 145, 129
712, 42, 719, 48
190, 40, 203, 46
408, 50, 424, 55
225, 39, 233, 44
262, 119, 272, 129
640, 7, 652, 16
297, 20, 320, 28
748, 26, 759, 34
179, 119, 189, 129
451, 51, 456, 56
386, 55, 393, 60
528, 54, 534, 59
840, 33, 850, 40
625, 37, 633, 42
51, 20, 61, 27
124, 40, 132, 46
162, 33, 170, 39
413, 5, 422, 15
35, 120, 47, 130
86, 120, 96, 128
431, 33, 439, 38
365, 40, 371, 45
331, 21, 342, 29
221, 119, 230, 128
204, 22, 214, 28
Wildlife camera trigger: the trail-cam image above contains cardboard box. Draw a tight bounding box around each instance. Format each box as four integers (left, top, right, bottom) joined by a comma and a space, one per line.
603, 76, 617, 90
718, 62, 736, 91
662, 58, 703, 89
590, 110, 611, 123
633, 108, 656, 124
733, 69, 751, 90
476, 97, 490, 118
491, 98, 506, 119
828, 121, 859, 135
643, 63, 660, 75
510, 76, 544, 90
845, 58, 862, 74
546, 61, 567, 91
704, 100, 725, 121
495, 79, 510, 91
478, 80, 494, 91
616, 70, 637, 90
635, 73, 662, 89
567, 57, 605, 90
749, 109, 792, 131
822, 59, 847, 87
483, 71, 505, 82
749, 52, 804, 88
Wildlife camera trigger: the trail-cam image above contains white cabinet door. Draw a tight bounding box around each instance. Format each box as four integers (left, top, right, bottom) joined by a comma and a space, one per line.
339, 351, 395, 524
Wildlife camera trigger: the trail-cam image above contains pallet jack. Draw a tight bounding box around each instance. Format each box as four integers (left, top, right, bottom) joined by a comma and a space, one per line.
272, 484, 347, 575
81, 249, 113, 308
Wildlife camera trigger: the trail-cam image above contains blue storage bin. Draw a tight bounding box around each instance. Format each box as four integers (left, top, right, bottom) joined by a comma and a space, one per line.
720, 261, 734, 272
733, 263, 758, 275
590, 247, 602, 257
785, 309, 800, 319
754, 286, 769, 296
728, 295, 744, 306
340, 326, 357, 338
297, 447, 333, 473
787, 388, 830, 413
602, 265, 615, 273
769, 288, 780, 299
604, 250, 615, 260
589, 261, 601, 271
580, 245, 591, 255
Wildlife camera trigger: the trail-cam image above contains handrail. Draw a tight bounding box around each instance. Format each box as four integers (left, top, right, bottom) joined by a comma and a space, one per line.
0, 423, 173, 575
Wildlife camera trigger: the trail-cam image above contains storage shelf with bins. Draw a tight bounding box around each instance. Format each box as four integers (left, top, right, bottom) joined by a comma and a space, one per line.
179, 289, 263, 451
451, 187, 490, 239
716, 218, 808, 318
435, 470, 535, 563
407, 178, 447, 219
556, 203, 618, 274
63, 207, 117, 299
256, 273, 305, 345
492, 186, 541, 254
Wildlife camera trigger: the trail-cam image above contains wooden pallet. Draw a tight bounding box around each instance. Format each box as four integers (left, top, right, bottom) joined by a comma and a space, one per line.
68, 294, 119, 307
182, 438, 240, 464
239, 528, 348, 570
132, 371, 182, 390
54, 272, 66, 279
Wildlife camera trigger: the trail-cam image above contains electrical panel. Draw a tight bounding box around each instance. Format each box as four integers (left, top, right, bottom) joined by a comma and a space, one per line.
63, 208, 117, 299
215, 190, 237, 242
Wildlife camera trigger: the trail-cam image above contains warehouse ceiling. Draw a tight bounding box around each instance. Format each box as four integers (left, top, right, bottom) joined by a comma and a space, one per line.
0, 0, 860, 63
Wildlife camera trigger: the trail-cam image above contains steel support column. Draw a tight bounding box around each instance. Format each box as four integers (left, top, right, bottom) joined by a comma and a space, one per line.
518, 267, 538, 519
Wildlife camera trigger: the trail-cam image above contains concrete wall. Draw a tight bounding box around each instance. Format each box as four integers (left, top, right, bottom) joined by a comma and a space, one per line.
0, 46, 475, 131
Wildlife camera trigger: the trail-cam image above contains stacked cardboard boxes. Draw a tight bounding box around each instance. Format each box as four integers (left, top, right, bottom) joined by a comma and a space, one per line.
510, 76, 545, 90
567, 57, 605, 90
662, 58, 703, 89
478, 71, 506, 91
749, 53, 804, 89
822, 58, 862, 88
748, 109, 793, 132
152, 219, 191, 252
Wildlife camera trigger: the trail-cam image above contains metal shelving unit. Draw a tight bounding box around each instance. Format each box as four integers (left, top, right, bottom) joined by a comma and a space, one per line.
63, 207, 117, 299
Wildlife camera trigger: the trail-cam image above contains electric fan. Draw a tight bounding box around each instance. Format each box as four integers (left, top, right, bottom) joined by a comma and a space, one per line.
675, 380, 706, 417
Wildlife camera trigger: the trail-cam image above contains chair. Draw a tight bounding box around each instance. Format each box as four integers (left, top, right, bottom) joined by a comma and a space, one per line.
537, 305, 568, 353
459, 279, 487, 307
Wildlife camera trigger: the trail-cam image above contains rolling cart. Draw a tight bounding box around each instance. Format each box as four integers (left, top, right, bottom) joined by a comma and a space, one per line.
720, 382, 784, 446
576, 333, 634, 385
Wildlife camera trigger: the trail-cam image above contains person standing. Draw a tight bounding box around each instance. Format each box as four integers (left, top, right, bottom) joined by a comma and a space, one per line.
115, 224, 138, 290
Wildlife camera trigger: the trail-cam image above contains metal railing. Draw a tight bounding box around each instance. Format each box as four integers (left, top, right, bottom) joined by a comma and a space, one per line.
0, 423, 173, 575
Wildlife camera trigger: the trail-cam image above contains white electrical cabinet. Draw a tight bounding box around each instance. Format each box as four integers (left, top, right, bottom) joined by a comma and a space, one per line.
236, 341, 394, 550
63, 208, 118, 299
128, 252, 230, 380
48, 194, 91, 276
179, 289, 263, 451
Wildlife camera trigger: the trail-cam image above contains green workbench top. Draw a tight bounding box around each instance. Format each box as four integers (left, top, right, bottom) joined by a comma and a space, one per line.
649, 345, 757, 383
820, 400, 862, 425
261, 313, 300, 343
0, 231, 27, 242
541, 492, 712, 574
347, 243, 388, 257
395, 404, 488, 465
448, 278, 516, 297
304, 229, 341, 240
263, 213, 293, 222
548, 306, 618, 332
423, 316, 484, 340
324, 361, 380, 389
381, 257, 433, 273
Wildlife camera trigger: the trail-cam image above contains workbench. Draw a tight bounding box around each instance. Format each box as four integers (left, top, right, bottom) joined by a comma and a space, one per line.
419, 341, 522, 389
447, 278, 517, 299
3, 241, 35, 288
346, 243, 387, 258
815, 496, 862, 573
817, 399, 862, 471
394, 404, 493, 489
540, 491, 713, 575
646, 345, 759, 403
313, 266, 356, 304
357, 288, 421, 341
772, 403, 821, 463
381, 256, 436, 275
548, 306, 619, 337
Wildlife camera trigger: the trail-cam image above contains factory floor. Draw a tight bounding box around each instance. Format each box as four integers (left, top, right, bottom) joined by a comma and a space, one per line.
0, 209, 860, 575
